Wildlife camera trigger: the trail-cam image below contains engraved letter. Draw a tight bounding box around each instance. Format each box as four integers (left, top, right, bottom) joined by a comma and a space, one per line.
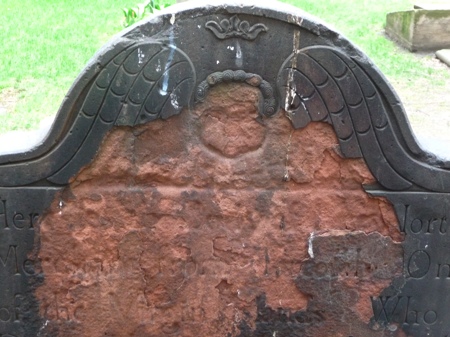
30, 213, 39, 228
0, 245, 19, 274
22, 259, 35, 276
0, 199, 8, 229
405, 308, 419, 325
436, 263, 450, 278
423, 310, 438, 325
424, 218, 446, 234
12, 212, 38, 230
0, 307, 11, 323
407, 250, 430, 278
440, 217, 448, 234
400, 204, 409, 233
371, 296, 408, 323
410, 219, 423, 234
403, 296, 419, 325
12, 213, 26, 229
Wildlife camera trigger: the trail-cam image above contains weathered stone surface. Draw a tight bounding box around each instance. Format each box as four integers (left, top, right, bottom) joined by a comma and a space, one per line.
2, 2, 450, 336
34, 84, 402, 336
386, 9, 450, 51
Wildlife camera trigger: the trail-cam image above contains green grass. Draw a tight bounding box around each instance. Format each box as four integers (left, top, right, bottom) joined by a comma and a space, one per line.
0, 0, 172, 133
281, 0, 448, 82
0, 0, 447, 134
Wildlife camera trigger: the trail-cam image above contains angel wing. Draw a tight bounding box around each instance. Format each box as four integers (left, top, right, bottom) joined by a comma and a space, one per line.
278, 46, 450, 192
0, 37, 195, 186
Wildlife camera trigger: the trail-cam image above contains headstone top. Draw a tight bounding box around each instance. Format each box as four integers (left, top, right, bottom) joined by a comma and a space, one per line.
0, 1, 449, 191
0, 2, 450, 336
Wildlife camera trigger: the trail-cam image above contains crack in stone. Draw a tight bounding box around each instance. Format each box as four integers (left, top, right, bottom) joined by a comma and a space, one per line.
137, 231, 150, 308
283, 130, 293, 182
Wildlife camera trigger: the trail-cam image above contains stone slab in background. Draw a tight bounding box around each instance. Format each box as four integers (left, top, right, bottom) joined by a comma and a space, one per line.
386, 9, 450, 51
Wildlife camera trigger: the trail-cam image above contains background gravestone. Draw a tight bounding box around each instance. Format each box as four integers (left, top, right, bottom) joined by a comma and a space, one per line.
0, 1, 450, 336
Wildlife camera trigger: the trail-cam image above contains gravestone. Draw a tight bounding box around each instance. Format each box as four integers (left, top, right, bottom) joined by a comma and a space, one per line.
1, 1, 450, 336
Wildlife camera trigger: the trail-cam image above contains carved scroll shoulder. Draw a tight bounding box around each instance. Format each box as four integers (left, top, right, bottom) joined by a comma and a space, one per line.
0, 38, 195, 186
0, 2, 448, 193
277, 46, 450, 192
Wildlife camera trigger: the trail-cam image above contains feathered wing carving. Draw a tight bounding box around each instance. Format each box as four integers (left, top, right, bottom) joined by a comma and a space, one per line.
1, 36, 449, 191
278, 46, 450, 192
0, 39, 195, 186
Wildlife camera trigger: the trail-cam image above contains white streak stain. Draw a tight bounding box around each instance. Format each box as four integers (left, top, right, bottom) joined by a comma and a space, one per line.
308, 232, 315, 258
58, 200, 63, 215
285, 30, 301, 112
170, 92, 179, 109
235, 41, 243, 68
161, 30, 175, 93
137, 48, 145, 65
37, 319, 50, 336
301, 100, 308, 112
158, 88, 168, 96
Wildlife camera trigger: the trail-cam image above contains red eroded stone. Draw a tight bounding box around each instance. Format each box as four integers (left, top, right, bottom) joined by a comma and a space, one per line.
34, 84, 403, 336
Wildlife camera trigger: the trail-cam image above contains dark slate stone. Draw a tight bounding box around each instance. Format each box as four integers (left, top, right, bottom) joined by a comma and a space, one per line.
0, 188, 61, 337
367, 190, 450, 337
0, 1, 449, 336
